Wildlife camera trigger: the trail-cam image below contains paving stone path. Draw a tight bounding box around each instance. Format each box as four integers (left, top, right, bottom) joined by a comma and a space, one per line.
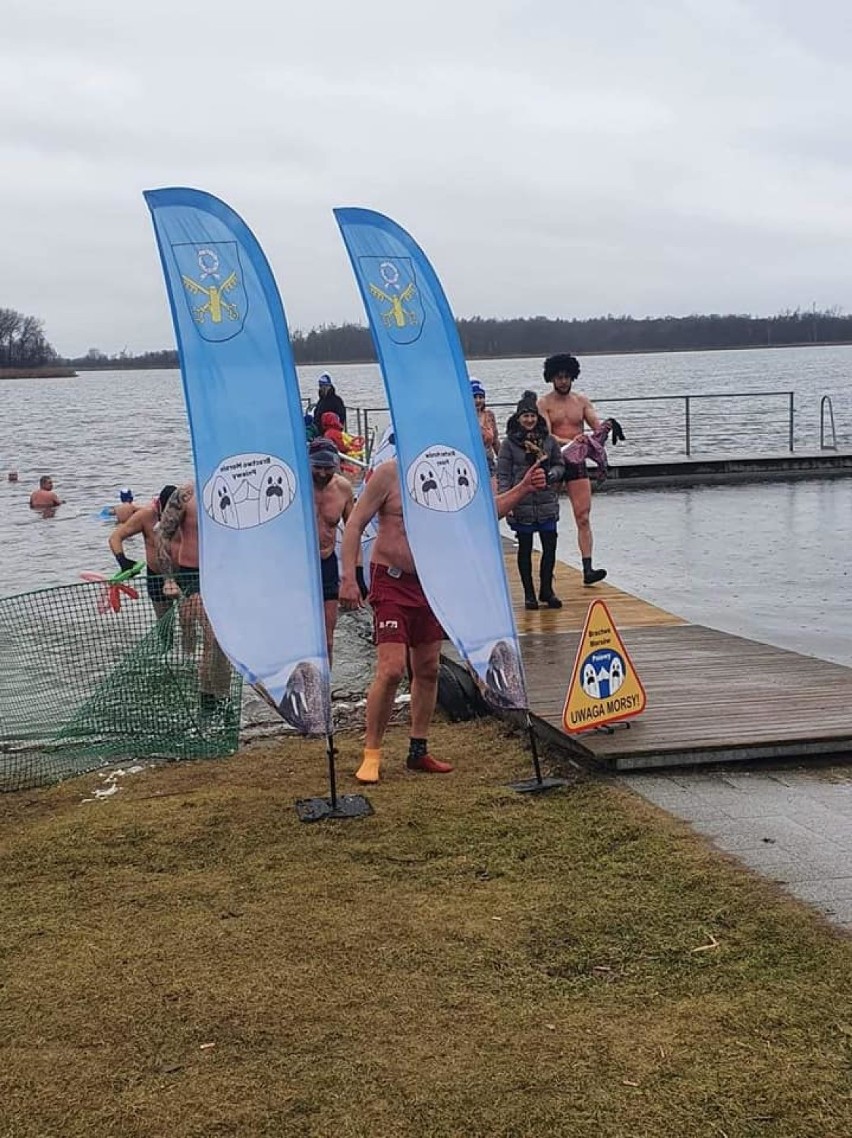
621, 766, 852, 929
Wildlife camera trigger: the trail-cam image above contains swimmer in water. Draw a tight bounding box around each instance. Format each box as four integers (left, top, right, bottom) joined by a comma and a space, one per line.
29, 475, 63, 510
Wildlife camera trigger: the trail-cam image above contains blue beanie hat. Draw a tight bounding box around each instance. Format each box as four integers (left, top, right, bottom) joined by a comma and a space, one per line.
470, 379, 486, 397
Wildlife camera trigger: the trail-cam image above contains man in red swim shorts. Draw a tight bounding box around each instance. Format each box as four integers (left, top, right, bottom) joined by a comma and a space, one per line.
339, 457, 546, 784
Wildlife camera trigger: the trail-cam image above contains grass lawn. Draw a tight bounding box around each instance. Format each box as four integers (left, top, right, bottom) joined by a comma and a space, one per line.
1, 718, 850, 1138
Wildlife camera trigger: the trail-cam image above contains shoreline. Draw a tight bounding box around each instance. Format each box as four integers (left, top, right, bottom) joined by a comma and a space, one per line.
55, 338, 852, 372
0, 367, 77, 380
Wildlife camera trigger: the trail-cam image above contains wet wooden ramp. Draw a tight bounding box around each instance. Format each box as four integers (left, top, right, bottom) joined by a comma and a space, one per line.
442, 543, 852, 771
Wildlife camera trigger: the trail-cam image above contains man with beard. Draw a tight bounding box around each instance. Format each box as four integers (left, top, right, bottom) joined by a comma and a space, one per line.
537, 353, 607, 585
309, 439, 354, 664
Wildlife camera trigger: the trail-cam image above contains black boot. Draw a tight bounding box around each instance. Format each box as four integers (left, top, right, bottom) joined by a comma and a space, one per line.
517, 534, 538, 609
582, 556, 607, 586
539, 531, 563, 608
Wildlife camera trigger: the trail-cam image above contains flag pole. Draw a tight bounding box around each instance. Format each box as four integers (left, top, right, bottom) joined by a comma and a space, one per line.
294, 731, 374, 823
506, 713, 571, 795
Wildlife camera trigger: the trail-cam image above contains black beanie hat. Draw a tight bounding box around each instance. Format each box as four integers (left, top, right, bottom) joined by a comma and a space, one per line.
515, 390, 539, 417
159, 484, 178, 512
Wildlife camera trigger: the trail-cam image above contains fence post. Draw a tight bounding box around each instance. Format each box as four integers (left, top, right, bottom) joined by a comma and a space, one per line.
685, 396, 691, 456
788, 392, 794, 453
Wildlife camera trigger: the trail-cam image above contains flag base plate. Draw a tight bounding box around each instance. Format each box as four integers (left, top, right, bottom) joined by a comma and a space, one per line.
507, 776, 571, 795
294, 795, 374, 823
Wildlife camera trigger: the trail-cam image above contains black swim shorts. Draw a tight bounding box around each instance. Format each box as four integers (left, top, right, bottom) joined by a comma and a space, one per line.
563, 460, 590, 483
145, 570, 168, 605
174, 566, 201, 596
321, 552, 339, 601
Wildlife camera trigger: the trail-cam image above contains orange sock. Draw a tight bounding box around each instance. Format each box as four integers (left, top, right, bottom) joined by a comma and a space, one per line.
355, 748, 382, 784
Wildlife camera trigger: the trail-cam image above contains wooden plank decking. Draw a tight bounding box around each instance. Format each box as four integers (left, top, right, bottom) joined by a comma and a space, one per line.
503, 542, 684, 633
444, 542, 852, 771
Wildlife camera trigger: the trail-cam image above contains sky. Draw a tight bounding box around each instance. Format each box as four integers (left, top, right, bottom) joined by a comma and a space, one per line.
3, 0, 852, 357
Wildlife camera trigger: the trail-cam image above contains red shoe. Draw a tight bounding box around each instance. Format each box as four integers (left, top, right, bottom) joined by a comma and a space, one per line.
406, 753, 454, 774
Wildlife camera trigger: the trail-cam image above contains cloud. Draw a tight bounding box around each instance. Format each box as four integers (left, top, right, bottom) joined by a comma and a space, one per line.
4, 0, 852, 355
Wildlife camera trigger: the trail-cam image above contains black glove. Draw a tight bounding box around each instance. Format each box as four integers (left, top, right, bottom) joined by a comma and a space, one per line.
114, 552, 136, 573
546, 467, 563, 485
609, 417, 626, 445
355, 566, 368, 600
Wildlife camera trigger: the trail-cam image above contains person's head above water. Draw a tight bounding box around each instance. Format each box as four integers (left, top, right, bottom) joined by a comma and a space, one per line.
119, 487, 134, 503
38, 475, 54, 490
543, 353, 580, 385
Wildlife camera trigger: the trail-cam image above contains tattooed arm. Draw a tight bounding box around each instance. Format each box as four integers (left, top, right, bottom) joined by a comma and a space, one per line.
155, 485, 191, 590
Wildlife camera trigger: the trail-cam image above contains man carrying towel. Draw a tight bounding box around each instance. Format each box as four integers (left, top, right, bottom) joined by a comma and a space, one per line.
537, 353, 607, 585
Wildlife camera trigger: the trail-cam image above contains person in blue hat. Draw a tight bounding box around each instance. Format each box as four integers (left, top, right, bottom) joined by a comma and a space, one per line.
115, 488, 137, 524
312, 372, 347, 431
470, 378, 499, 485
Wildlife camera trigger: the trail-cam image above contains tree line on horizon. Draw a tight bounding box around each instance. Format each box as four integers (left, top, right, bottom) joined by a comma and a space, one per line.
6, 304, 852, 370
0, 307, 57, 368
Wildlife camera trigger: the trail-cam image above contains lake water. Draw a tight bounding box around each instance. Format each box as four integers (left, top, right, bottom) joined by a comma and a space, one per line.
1, 344, 850, 684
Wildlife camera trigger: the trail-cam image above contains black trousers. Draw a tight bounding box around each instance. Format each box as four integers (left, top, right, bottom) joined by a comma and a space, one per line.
516, 530, 558, 599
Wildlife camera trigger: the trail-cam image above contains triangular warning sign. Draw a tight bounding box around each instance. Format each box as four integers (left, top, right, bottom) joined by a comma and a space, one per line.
562, 599, 646, 734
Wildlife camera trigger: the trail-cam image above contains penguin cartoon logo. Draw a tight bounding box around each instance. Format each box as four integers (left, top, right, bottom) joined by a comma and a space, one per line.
204, 474, 240, 529
581, 658, 601, 699
405, 446, 479, 513
259, 463, 294, 521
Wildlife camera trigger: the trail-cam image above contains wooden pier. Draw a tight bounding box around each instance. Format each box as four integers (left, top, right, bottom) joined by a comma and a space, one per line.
444, 542, 852, 771
598, 449, 852, 491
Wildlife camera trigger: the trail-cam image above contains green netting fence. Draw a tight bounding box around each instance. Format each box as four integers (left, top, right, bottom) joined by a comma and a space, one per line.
0, 579, 243, 792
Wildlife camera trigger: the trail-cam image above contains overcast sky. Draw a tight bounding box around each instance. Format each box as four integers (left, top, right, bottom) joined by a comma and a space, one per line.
3, 0, 852, 356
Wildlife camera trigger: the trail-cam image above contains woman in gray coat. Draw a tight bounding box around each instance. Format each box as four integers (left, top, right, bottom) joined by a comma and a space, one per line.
497, 390, 565, 609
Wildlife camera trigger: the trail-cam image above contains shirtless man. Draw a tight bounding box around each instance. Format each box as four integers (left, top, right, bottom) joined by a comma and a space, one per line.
537, 353, 607, 585
309, 439, 354, 664
29, 475, 63, 510
156, 483, 231, 716
339, 458, 547, 785
108, 484, 177, 617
